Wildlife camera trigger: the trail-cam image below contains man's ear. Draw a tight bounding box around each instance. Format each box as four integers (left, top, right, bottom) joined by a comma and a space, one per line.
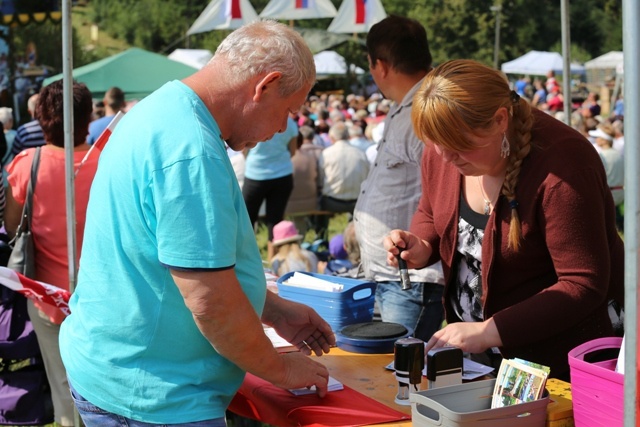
374, 59, 390, 78
253, 71, 282, 102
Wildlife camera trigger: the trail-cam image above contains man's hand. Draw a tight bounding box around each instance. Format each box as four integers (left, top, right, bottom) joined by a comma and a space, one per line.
262, 291, 336, 356
276, 352, 331, 397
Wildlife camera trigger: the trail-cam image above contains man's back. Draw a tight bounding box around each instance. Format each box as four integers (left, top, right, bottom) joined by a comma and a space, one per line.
11, 119, 44, 157
320, 140, 369, 201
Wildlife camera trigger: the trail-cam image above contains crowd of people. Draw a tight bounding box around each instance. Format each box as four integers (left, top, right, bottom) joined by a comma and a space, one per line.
0, 15, 626, 426
511, 72, 626, 231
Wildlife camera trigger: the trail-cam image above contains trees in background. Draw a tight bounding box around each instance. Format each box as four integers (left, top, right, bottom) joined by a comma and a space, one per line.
9, 0, 624, 74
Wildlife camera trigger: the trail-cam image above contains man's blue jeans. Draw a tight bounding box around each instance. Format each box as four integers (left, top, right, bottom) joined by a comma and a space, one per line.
69, 382, 227, 427
375, 281, 444, 341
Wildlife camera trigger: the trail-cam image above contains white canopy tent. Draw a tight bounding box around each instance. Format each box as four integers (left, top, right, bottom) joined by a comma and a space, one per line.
585, 51, 624, 85
314, 50, 365, 79
501, 50, 585, 76
168, 49, 213, 70
585, 50, 624, 69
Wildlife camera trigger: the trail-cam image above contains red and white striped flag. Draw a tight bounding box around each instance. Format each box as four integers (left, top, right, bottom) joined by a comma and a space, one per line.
0, 267, 71, 316
327, 0, 386, 33
75, 111, 125, 176
259, 0, 337, 19
93, 110, 125, 152
187, 0, 259, 34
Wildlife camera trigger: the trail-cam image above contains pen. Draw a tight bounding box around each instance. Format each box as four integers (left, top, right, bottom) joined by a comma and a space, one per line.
396, 248, 411, 290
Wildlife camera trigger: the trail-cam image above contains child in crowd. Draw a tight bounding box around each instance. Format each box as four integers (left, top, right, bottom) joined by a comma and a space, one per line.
324, 234, 353, 275
270, 220, 318, 276
324, 221, 364, 278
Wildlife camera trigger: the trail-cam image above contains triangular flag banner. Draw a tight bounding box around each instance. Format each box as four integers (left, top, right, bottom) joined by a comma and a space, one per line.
260, 0, 337, 20
355, 0, 365, 24
187, 0, 259, 35
228, 0, 241, 19
327, 0, 387, 33
0, 267, 71, 316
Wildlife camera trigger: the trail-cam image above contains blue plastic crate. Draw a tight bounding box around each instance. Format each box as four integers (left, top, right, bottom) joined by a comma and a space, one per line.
276, 272, 376, 333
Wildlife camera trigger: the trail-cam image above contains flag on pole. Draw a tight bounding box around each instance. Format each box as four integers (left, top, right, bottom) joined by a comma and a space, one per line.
92, 110, 125, 152
260, 0, 337, 20
187, 0, 259, 35
355, 0, 366, 24
327, 0, 387, 34
0, 267, 70, 316
75, 111, 124, 176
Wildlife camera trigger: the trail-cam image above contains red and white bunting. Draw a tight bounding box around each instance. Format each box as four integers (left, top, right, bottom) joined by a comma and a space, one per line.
0, 267, 71, 316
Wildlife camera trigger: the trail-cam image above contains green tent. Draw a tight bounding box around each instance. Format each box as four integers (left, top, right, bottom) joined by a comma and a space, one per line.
42, 47, 198, 100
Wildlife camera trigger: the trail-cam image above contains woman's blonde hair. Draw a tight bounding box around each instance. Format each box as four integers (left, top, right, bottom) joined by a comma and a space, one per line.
271, 242, 312, 276
412, 59, 534, 250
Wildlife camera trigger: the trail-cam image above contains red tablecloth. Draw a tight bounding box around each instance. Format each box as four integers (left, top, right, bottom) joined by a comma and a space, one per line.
229, 373, 410, 427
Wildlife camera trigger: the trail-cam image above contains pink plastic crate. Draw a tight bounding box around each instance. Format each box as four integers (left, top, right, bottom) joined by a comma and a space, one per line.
568, 337, 623, 427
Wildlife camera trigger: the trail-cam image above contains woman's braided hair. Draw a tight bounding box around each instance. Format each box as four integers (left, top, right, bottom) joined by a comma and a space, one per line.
412, 59, 535, 250
502, 92, 533, 250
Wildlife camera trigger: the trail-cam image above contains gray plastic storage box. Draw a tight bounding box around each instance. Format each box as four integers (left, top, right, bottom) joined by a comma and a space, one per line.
410, 379, 549, 427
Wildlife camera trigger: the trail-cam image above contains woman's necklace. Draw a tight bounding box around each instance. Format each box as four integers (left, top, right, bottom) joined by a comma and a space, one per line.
477, 176, 493, 215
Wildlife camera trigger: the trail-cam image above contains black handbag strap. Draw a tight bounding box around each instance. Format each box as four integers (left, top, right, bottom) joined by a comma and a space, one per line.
15, 147, 42, 236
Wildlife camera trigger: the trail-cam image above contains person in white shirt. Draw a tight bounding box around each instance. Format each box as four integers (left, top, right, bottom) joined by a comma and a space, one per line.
348, 123, 373, 152
319, 122, 369, 215
611, 119, 624, 157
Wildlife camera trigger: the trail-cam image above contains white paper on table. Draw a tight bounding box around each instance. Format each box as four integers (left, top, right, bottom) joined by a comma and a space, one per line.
615, 334, 625, 374
283, 272, 344, 292
385, 357, 494, 381
264, 326, 297, 353
288, 376, 344, 395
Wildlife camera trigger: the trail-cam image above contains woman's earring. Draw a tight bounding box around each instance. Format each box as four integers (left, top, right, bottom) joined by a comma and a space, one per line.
500, 133, 510, 158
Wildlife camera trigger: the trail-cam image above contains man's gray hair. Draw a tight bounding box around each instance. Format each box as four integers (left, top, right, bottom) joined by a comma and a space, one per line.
348, 125, 363, 138
214, 20, 316, 96
299, 125, 315, 140
0, 107, 13, 126
329, 122, 349, 142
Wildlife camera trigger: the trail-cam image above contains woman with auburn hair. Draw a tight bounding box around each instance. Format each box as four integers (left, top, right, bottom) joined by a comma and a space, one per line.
4, 80, 98, 426
384, 59, 623, 379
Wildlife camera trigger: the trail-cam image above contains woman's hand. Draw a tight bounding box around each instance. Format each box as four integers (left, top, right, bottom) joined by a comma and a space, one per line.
383, 229, 432, 270
424, 318, 503, 355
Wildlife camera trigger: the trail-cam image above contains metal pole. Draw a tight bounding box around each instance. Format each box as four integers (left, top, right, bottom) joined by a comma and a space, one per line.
61, 2, 77, 294
560, 0, 571, 125
622, 0, 638, 425
490, 5, 501, 70
61, 1, 80, 424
